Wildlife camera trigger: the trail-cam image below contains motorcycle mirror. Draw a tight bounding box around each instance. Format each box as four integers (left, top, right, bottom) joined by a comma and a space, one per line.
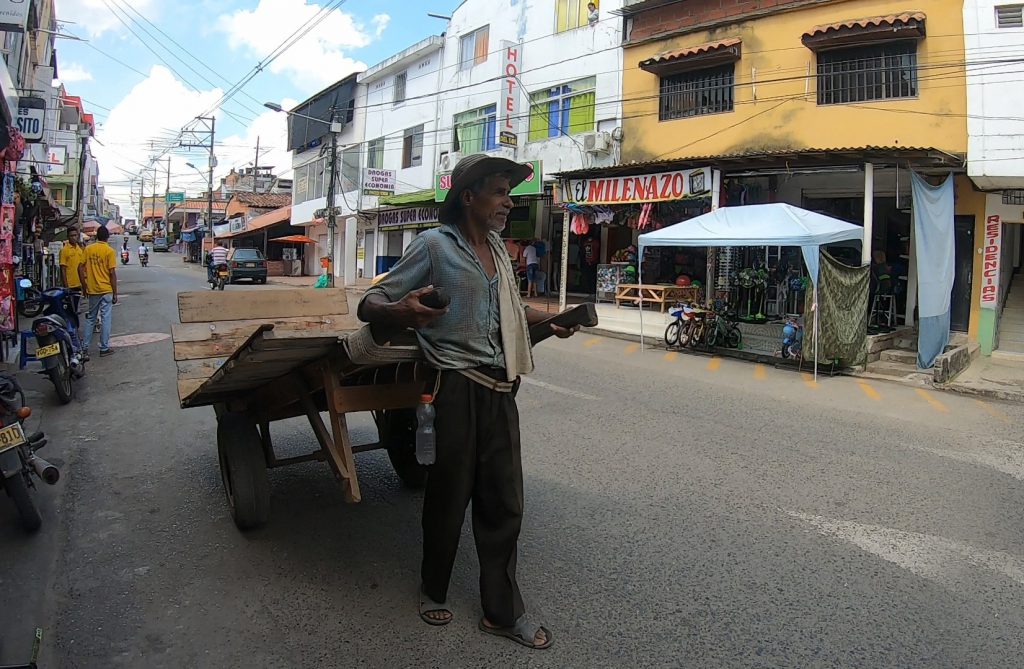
18, 278, 32, 289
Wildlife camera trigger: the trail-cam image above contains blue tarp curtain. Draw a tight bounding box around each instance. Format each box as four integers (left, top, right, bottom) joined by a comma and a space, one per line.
910, 173, 955, 369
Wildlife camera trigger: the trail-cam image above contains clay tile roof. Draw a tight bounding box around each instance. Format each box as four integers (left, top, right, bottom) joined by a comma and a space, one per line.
803, 12, 926, 39
641, 38, 742, 67
232, 192, 292, 209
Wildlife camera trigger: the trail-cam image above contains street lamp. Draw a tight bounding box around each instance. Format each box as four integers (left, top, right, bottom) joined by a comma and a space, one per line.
265, 101, 343, 287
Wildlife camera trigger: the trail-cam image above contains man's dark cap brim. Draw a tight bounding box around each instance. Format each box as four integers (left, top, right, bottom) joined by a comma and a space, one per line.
439, 155, 534, 223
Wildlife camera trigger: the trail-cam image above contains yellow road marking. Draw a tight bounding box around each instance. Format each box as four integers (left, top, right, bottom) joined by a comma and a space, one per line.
915, 388, 949, 413
802, 372, 818, 388
974, 399, 1010, 423
706, 357, 721, 371
857, 381, 881, 401
624, 343, 639, 354
754, 364, 767, 380
664, 351, 679, 362
583, 337, 601, 348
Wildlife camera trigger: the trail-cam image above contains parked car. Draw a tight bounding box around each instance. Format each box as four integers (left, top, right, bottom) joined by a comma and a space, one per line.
153, 236, 169, 252
228, 248, 268, 284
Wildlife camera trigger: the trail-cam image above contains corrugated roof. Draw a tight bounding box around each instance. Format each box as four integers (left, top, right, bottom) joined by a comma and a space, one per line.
641, 38, 742, 67
231, 192, 292, 209
803, 12, 926, 38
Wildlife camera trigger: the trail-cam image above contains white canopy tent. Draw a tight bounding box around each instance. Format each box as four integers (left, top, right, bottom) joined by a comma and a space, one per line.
636, 203, 865, 379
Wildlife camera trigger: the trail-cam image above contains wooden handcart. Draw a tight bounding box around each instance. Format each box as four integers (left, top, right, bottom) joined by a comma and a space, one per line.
173, 289, 599, 531
173, 288, 439, 530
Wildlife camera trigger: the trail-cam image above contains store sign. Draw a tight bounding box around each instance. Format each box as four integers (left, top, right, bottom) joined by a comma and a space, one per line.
0, 0, 30, 31
435, 160, 542, 201
16, 97, 45, 142
378, 206, 440, 230
166, 191, 185, 203
980, 215, 1002, 309
499, 42, 522, 148
45, 146, 67, 176
563, 167, 712, 205
363, 168, 396, 196
229, 217, 246, 233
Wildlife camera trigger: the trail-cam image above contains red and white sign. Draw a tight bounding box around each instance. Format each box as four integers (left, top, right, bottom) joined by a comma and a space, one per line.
499, 42, 521, 147
564, 167, 712, 205
980, 214, 1002, 309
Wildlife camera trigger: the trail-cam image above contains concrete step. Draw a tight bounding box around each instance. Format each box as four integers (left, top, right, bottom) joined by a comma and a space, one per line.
867, 360, 920, 378
880, 348, 918, 365
999, 331, 1024, 344
992, 349, 1024, 365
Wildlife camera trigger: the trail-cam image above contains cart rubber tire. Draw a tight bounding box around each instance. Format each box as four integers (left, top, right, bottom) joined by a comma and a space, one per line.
4, 473, 42, 532
217, 412, 270, 530
380, 409, 427, 489
664, 321, 681, 347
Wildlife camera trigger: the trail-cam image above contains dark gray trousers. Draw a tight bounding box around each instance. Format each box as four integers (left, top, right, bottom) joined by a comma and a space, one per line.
420, 369, 525, 627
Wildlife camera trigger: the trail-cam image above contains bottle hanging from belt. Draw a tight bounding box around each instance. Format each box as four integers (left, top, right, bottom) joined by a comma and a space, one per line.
415, 394, 436, 465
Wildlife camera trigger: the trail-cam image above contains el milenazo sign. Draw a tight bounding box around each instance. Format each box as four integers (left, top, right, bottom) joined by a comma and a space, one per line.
563, 167, 712, 205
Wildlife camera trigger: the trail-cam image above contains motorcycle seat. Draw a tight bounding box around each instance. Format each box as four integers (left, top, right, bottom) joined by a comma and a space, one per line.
36, 314, 67, 329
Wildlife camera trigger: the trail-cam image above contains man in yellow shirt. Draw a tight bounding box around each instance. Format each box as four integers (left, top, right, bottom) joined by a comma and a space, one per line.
77, 225, 118, 358
59, 227, 85, 290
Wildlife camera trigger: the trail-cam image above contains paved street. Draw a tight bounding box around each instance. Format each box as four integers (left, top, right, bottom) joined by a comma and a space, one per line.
3, 245, 1024, 668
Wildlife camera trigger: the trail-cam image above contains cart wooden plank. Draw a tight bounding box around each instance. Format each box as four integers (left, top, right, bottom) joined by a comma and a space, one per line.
178, 288, 349, 323
172, 313, 357, 342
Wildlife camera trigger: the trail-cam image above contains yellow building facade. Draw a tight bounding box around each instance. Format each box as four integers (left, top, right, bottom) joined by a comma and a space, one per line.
609, 0, 988, 347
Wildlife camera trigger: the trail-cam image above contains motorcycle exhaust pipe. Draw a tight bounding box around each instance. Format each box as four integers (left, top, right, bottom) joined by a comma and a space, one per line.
27, 453, 59, 485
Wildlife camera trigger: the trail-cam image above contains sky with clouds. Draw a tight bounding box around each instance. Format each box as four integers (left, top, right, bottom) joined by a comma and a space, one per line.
52, 0, 462, 218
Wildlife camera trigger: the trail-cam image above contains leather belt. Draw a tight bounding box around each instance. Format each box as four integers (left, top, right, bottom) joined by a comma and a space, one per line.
456, 368, 518, 393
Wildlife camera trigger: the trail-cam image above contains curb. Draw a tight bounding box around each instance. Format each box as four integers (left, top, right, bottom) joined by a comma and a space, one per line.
936, 382, 1024, 404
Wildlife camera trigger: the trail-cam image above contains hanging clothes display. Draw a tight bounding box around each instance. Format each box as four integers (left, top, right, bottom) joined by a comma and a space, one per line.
910, 173, 955, 369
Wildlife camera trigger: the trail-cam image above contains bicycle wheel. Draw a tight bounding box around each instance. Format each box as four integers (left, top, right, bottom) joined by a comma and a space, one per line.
688, 321, 704, 348
726, 327, 742, 349
664, 321, 681, 347
706, 321, 721, 347
677, 320, 693, 347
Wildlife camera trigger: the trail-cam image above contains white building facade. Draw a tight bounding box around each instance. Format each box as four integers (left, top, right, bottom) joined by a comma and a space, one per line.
964, 1, 1024, 356
355, 0, 625, 282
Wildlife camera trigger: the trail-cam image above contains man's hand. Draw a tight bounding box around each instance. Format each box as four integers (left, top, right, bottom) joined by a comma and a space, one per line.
112, 294, 119, 305
550, 324, 579, 339
388, 285, 448, 329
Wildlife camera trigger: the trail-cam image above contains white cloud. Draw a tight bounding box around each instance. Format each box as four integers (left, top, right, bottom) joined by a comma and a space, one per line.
216, 0, 389, 91
55, 0, 158, 38
56, 62, 93, 83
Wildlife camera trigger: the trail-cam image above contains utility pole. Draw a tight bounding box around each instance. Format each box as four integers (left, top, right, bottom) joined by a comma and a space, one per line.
151, 164, 158, 232
252, 136, 260, 193
180, 115, 216, 238
325, 108, 339, 288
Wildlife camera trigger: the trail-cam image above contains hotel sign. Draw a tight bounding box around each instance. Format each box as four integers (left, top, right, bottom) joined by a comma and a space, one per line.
499, 42, 522, 148
563, 167, 712, 205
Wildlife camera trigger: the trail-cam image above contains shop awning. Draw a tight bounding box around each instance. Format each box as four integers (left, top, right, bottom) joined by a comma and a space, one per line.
269, 234, 317, 244
220, 206, 291, 239
802, 12, 926, 49
378, 189, 435, 207
639, 38, 741, 76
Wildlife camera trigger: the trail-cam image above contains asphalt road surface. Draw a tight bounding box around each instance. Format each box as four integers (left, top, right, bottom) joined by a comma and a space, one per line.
3, 242, 1024, 668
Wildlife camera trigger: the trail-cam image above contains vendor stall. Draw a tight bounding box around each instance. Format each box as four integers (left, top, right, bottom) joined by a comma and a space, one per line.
638, 203, 866, 379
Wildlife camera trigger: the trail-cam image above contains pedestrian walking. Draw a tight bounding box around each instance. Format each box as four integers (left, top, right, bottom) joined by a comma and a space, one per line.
523, 240, 540, 298
358, 154, 578, 650
78, 225, 118, 359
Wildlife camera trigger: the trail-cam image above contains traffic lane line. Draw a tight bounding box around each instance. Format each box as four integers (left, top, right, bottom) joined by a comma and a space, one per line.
754, 364, 767, 380
857, 381, 881, 400
582, 337, 602, 348
707, 357, 721, 371
915, 388, 949, 413
802, 372, 818, 389
974, 399, 1010, 423
664, 351, 679, 362
624, 343, 640, 354
520, 377, 601, 401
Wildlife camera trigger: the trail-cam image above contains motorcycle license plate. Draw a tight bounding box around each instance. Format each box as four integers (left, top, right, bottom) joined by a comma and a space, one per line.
0, 423, 26, 454
36, 343, 60, 359
218, 271, 229, 278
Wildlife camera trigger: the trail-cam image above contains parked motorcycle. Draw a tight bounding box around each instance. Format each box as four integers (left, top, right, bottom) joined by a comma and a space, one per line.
140, 252, 149, 267
23, 279, 85, 404
781, 317, 803, 360
210, 263, 229, 291
120, 250, 130, 265
0, 372, 57, 532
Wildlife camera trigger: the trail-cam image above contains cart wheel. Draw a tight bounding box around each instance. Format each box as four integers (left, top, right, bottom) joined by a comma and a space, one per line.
217, 412, 270, 529
379, 409, 427, 489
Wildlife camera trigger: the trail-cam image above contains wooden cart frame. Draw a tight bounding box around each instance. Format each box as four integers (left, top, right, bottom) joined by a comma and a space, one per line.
174, 289, 432, 529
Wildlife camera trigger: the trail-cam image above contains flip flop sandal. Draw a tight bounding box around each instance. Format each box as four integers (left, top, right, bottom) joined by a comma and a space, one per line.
478, 615, 553, 650
418, 589, 452, 626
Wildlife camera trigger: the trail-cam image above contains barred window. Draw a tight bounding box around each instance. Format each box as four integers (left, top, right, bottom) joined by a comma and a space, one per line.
1003, 190, 1024, 205
659, 65, 734, 121
817, 42, 918, 105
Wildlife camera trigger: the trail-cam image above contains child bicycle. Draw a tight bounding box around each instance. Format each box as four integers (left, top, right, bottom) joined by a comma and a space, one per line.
705, 308, 743, 349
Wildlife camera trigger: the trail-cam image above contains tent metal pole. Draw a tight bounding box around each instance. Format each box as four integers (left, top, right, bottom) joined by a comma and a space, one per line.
814, 285, 819, 382
639, 247, 645, 351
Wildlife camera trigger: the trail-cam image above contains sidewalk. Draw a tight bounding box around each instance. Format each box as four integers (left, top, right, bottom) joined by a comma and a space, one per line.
942, 354, 1024, 403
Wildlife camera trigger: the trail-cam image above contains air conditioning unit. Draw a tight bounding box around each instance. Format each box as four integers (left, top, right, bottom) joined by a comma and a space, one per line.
440, 151, 462, 171
583, 131, 612, 155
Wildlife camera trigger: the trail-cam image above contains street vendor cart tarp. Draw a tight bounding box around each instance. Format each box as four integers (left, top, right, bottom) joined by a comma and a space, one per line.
637, 203, 865, 378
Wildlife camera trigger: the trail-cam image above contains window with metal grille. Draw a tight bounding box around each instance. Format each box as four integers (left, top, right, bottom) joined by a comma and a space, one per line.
817, 42, 918, 105
996, 5, 1024, 28
1003, 190, 1024, 205
393, 72, 407, 104
659, 65, 734, 120
402, 125, 424, 168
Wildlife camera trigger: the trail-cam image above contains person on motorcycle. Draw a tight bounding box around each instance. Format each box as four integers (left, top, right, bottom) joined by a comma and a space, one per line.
138, 242, 149, 263
208, 241, 229, 283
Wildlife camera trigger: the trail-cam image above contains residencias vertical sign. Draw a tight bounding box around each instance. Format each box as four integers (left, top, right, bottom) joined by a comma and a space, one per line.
499, 42, 521, 148
980, 215, 1001, 308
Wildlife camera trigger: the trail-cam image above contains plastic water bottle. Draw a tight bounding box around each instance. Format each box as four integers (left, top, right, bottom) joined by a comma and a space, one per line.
415, 394, 436, 465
